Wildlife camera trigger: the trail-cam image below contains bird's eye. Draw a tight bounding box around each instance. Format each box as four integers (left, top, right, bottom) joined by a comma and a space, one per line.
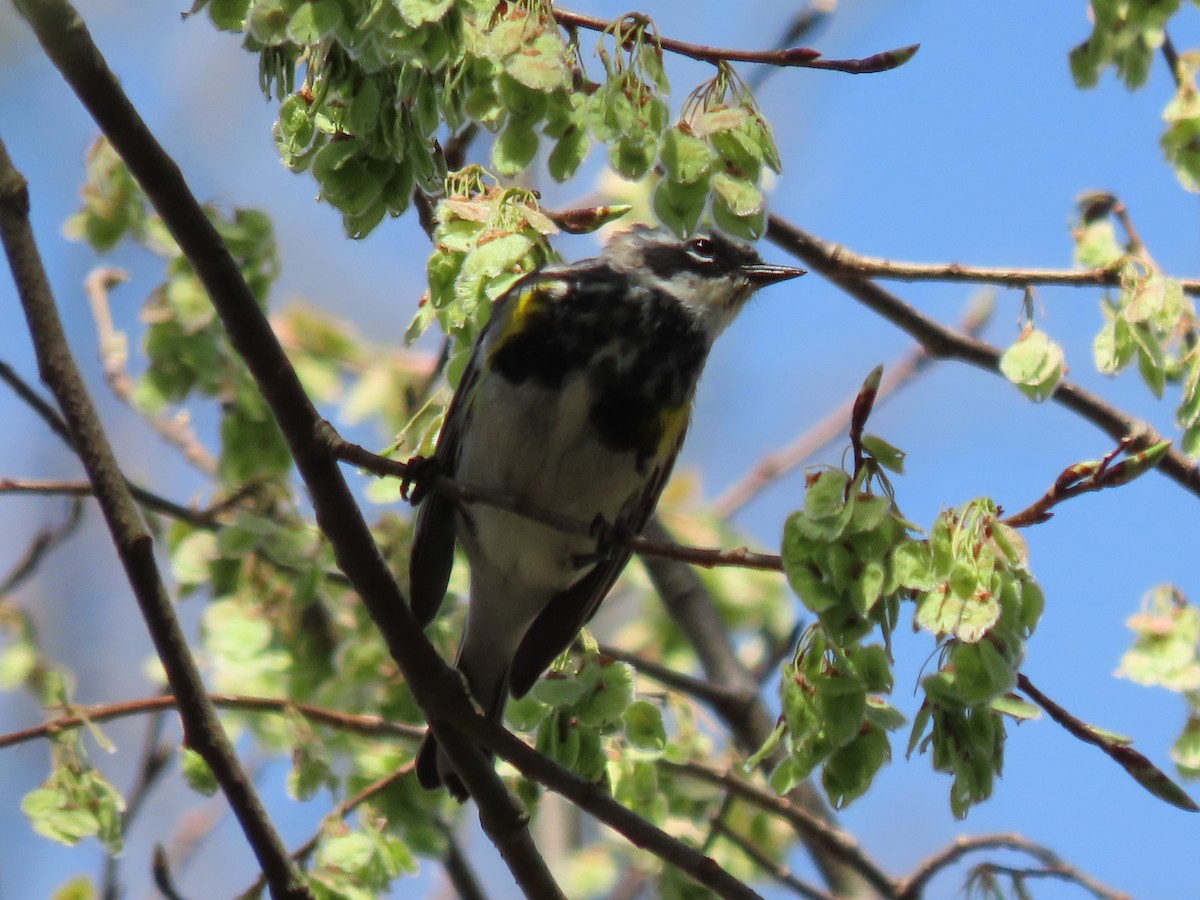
686, 237, 716, 264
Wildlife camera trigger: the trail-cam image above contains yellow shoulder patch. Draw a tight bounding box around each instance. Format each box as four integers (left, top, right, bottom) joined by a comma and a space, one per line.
488, 279, 564, 355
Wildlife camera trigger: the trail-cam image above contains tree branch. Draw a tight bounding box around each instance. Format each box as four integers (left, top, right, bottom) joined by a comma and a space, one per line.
553, 9, 918, 74
765, 215, 1200, 501
0, 361, 223, 525
665, 758, 894, 898
639, 516, 874, 898
339, 438, 784, 571
895, 832, 1131, 900
710, 816, 835, 900
0, 128, 307, 896
1016, 673, 1198, 812
84, 266, 218, 475
12, 3, 562, 893
811, 243, 1200, 296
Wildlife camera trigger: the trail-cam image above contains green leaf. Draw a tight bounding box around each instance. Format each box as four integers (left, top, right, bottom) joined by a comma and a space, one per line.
660, 128, 716, 184
821, 726, 889, 809
180, 747, 220, 796
548, 126, 589, 181
991, 694, 1041, 721
915, 585, 1001, 643
50, 876, 97, 900
623, 701, 667, 755
505, 32, 571, 92
491, 120, 539, 177
652, 177, 708, 238
861, 434, 906, 473
710, 171, 763, 217
1074, 219, 1123, 269
397, 0, 454, 26
0, 640, 37, 690
531, 676, 589, 708
999, 329, 1064, 402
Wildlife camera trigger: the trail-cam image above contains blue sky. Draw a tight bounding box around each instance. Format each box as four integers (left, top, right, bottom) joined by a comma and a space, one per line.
1, 1, 1198, 897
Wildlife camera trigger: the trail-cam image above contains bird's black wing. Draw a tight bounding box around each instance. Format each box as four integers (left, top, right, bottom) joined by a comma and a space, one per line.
408, 265, 582, 626
507, 426, 687, 698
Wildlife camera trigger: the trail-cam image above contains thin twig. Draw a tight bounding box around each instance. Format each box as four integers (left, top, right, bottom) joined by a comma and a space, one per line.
818, 243, 1200, 296
1161, 30, 1183, 89
0, 692, 425, 750
338, 439, 784, 572
896, 832, 1130, 900
0, 496, 83, 595
1017, 673, 1198, 812
663, 758, 895, 898
1001, 438, 1170, 528
710, 817, 835, 900
0, 118, 306, 897
0, 364, 222, 526
714, 294, 993, 518
554, 9, 917, 74
84, 266, 218, 475
102, 705, 172, 900
441, 823, 491, 900
765, 216, 1200, 501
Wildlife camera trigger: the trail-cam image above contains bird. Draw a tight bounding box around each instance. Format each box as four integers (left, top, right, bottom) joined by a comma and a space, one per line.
406, 224, 803, 798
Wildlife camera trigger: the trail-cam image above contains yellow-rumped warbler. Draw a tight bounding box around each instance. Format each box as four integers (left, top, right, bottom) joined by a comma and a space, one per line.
408, 225, 802, 797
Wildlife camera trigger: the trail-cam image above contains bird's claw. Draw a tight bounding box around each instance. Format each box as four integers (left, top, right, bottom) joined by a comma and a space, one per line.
571, 514, 632, 569
401, 454, 440, 505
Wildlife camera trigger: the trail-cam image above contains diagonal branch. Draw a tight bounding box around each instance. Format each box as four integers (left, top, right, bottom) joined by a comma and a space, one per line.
10, 3, 559, 896
0, 131, 307, 897
765, 215, 1200, 501
714, 294, 994, 518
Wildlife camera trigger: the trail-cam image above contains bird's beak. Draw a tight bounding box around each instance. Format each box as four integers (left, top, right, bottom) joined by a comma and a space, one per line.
743, 263, 805, 287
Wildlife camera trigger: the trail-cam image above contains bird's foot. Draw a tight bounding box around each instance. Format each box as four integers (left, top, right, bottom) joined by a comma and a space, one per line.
572, 513, 633, 568
401, 454, 441, 505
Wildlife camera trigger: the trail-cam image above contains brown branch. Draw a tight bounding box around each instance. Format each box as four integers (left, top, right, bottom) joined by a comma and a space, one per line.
101, 704, 172, 900
84, 266, 218, 475
553, 9, 918, 74
14, 5, 559, 894
1001, 438, 1170, 528
663, 758, 895, 898
0, 693, 424, 750
896, 832, 1131, 900
0, 362, 223, 526
338, 439, 784, 572
816, 243, 1200, 296
710, 817, 835, 900
765, 215, 1200, 502
714, 293, 994, 518
0, 495, 83, 595
241, 767, 413, 898
0, 128, 306, 897
1161, 30, 1184, 90
1017, 673, 1198, 812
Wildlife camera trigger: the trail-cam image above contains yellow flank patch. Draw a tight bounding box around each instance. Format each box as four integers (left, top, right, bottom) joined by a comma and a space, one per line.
656, 401, 690, 457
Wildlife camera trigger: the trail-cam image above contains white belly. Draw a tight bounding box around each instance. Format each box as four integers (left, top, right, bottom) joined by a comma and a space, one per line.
453, 370, 648, 594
